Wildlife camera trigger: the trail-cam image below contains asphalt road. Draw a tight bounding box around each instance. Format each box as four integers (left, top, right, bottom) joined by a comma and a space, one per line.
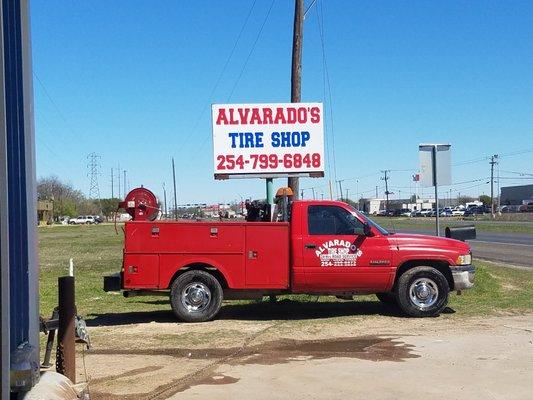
396, 227, 533, 268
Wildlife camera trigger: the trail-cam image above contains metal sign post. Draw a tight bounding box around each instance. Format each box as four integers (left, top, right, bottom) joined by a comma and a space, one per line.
419, 144, 452, 237
432, 145, 440, 236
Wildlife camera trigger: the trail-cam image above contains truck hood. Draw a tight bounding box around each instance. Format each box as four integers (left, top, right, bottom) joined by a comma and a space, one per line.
390, 233, 470, 253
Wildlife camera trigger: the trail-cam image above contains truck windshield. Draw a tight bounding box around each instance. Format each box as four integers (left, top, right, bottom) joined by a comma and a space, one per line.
347, 206, 390, 236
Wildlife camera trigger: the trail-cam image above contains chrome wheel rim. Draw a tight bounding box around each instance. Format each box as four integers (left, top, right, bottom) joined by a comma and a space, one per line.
181, 282, 211, 313
409, 278, 439, 309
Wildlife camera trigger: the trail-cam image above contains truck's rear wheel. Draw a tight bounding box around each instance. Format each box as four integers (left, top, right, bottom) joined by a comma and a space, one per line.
170, 270, 223, 322
395, 266, 449, 317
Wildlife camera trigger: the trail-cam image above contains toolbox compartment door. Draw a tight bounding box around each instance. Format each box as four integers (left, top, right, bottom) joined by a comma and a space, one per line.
123, 254, 159, 289
245, 224, 289, 288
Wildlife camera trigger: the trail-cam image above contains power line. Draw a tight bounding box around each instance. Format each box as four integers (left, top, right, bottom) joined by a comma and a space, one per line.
227, 0, 276, 101
500, 170, 533, 176
177, 0, 258, 154
316, 1, 337, 185
185, 1, 276, 160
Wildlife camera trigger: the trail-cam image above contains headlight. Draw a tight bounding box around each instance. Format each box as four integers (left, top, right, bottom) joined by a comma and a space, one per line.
456, 253, 472, 265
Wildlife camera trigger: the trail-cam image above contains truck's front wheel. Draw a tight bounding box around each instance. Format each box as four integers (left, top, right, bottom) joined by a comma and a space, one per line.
395, 266, 449, 317
170, 270, 223, 322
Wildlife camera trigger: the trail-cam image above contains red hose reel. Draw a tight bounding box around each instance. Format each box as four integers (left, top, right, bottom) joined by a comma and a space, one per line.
119, 187, 159, 221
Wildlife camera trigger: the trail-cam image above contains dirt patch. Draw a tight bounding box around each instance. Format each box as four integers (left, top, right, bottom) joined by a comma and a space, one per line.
88, 336, 416, 399
82, 314, 533, 400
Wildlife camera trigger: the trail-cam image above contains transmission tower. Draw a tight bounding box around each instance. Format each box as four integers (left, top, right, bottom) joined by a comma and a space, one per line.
87, 152, 101, 199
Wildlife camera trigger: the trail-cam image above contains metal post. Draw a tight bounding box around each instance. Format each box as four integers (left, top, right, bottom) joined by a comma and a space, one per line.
432, 145, 440, 236
266, 178, 274, 204
117, 163, 121, 198
56, 276, 76, 383
162, 183, 167, 219
172, 157, 178, 220
41, 308, 58, 368
2, 1, 40, 395
123, 170, 127, 198
490, 155, 498, 218
337, 180, 344, 201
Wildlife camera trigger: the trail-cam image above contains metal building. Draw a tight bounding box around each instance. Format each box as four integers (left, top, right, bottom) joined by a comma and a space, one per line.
500, 184, 533, 205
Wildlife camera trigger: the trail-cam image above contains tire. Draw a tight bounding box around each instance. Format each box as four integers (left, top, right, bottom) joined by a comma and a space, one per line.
376, 292, 396, 305
170, 270, 223, 322
395, 266, 449, 317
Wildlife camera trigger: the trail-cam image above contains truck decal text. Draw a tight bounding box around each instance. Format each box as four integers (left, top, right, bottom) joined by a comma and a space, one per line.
315, 239, 363, 267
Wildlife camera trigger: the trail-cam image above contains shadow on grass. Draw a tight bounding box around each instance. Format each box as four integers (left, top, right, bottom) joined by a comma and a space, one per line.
86, 299, 417, 327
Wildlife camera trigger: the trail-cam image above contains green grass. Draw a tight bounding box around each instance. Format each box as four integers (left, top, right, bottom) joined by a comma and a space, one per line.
39, 224, 533, 320
372, 216, 533, 234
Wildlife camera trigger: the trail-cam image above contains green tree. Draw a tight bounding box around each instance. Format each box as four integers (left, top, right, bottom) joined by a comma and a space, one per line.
100, 198, 122, 218
479, 195, 491, 207
37, 175, 85, 217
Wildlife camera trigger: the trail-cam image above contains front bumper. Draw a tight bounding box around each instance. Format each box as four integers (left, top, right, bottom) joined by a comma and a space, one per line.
451, 264, 475, 291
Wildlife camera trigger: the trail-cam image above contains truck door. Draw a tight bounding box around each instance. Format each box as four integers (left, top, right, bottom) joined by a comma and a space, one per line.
301, 205, 393, 291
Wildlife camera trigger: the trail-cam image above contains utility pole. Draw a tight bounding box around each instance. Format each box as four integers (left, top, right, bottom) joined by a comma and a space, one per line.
162, 183, 167, 219
345, 188, 349, 202
123, 170, 127, 198
172, 157, 178, 220
490, 154, 498, 218
117, 163, 121, 199
287, 0, 304, 199
110, 168, 114, 198
375, 186, 378, 198
311, 187, 316, 200
337, 180, 344, 201
301, 189, 304, 199
381, 170, 391, 213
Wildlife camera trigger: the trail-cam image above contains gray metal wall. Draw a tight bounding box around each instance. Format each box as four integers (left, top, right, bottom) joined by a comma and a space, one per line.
500, 184, 533, 205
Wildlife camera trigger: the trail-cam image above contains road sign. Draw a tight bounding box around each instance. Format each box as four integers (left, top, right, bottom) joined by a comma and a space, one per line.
419, 143, 452, 237
419, 144, 451, 187
212, 103, 324, 179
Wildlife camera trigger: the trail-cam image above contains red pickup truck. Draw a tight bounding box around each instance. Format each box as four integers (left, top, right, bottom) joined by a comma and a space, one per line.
104, 190, 475, 322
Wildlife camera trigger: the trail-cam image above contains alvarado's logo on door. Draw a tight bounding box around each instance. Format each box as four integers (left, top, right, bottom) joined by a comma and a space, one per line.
315, 239, 363, 267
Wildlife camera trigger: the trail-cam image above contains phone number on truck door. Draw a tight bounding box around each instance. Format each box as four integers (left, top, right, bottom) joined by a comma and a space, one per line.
215, 153, 322, 170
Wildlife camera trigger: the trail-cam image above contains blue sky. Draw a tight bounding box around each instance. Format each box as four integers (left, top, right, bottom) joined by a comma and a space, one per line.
31, 0, 533, 204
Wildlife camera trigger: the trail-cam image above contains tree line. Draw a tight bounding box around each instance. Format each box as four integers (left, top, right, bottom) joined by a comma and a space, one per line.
37, 176, 120, 219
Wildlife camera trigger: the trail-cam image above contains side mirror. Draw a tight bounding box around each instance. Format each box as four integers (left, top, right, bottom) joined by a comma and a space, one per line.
353, 222, 372, 236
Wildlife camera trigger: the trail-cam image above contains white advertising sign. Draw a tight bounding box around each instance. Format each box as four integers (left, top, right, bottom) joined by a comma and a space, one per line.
419, 144, 452, 187
212, 103, 324, 179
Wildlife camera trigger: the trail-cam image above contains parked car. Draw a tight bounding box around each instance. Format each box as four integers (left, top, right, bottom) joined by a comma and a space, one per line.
519, 203, 533, 212
69, 215, 96, 225
391, 208, 410, 217
452, 209, 465, 216
463, 206, 486, 216
419, 209, 433, 217
440, 208, 453, 217
90, 215, 104, 224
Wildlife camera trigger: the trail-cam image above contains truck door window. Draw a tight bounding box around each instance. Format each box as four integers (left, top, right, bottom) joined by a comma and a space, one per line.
308, 205, 364, 235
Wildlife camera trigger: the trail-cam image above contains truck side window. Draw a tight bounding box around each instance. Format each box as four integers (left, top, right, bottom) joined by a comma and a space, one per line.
308, 205, 364, 235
